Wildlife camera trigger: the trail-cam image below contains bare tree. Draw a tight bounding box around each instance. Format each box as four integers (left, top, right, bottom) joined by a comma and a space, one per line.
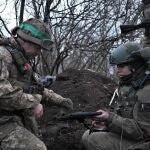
19, 0, 26, 24
0, 0, 143, 76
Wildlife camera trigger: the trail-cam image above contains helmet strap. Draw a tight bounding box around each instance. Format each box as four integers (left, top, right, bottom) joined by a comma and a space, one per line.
4, 38, 32, 76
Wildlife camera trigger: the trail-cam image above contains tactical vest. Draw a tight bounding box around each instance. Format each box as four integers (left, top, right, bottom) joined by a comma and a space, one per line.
110, 68, 150, 119
0, 37, 33, 86
113, 85, 137, 119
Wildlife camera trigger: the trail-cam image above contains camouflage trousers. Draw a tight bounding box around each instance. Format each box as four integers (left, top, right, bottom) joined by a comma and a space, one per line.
0, 122, 47, 150
82, 130, 137, 150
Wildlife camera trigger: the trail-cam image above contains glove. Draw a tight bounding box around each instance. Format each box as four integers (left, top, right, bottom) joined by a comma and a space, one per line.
43, 88, 73, 110
60, 98, 73, 110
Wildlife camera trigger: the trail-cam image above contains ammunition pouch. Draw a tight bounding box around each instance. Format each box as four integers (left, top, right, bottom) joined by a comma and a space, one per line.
115, 97, 137, 119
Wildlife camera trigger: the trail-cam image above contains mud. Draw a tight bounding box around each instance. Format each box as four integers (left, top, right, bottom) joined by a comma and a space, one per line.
40, 69, 116, 150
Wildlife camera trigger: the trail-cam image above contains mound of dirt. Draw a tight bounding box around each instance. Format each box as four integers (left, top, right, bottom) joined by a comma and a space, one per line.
41, 69, 117, 150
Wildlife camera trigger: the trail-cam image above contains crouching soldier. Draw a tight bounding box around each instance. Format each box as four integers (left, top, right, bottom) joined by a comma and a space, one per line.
82, 42, 150, 150
0, 18, 73, 150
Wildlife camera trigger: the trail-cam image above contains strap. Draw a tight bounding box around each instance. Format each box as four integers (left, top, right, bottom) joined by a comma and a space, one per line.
2, 39, 33, 81
109, 88, 119, 106
132, 70, 150, 90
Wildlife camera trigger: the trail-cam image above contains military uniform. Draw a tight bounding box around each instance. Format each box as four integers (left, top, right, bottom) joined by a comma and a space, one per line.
0, 42, 73, 149
83, 75, 150, 150
83, 2, 150, 150
82, 42, 150, 150
0, 43, 46, 149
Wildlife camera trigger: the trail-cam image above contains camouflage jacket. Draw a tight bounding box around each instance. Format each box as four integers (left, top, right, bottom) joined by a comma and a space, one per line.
0, 45, 41, 134
0, 45, 42, 111
0, 44, 72, 135
108, 80, 150, 141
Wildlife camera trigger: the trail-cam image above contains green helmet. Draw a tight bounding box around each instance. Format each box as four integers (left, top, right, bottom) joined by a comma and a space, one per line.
109, 42, 142, 65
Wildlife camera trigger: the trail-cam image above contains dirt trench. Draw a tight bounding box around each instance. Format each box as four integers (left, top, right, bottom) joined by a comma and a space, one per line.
40, 69, 116, 150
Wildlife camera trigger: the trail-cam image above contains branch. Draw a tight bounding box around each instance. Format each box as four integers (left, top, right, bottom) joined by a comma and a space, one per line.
19, 0, 26, 24
44, 0, 54, 22
0, 16, 11, 36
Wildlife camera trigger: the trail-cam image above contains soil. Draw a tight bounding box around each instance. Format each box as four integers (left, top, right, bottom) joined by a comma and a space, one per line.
40, 69, 117, 150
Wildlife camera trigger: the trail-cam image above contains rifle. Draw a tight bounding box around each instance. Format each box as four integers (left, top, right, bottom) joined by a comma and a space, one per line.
60, 111, 102, 121
59, 111, 106, 134
120, 0, 150, 36
120, 20, 150, 36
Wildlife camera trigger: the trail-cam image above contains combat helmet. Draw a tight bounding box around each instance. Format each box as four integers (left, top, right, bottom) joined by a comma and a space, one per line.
109, 42, 142, 65
11, 18, 53, 51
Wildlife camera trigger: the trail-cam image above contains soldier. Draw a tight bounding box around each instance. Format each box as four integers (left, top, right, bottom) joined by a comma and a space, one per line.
0, 18, 73, 150
82, 42, 150, 150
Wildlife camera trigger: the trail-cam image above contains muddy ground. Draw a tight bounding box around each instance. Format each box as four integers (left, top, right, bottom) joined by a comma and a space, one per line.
40, 69, 117, 150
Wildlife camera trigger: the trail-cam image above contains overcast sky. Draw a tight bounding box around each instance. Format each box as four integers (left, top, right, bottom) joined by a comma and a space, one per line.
0, 0, 17, 35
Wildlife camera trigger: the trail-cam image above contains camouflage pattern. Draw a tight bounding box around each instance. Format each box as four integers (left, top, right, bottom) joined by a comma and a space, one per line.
0, 123, 47, 150
0, 45, 46, 149
0, 45, 42, 111
82, 81, 150, 150
43, 88, 73, 110
0, 44, 73, 149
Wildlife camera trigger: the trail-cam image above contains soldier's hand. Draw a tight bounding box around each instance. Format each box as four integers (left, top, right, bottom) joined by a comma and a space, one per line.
32, 104, 43, 118
43, 88, 73, 110
92, 121, 107, 130
61, 98, 73, 110
93, 109, 110, 122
